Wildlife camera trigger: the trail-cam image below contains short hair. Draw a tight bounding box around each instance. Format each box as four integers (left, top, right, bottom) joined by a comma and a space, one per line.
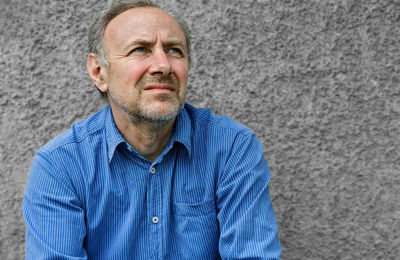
88, 0, 191, 67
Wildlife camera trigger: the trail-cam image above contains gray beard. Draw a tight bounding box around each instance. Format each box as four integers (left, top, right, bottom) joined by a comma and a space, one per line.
111, 94, 181, 131
126, 106, 179, 130
109, 74, 184, 130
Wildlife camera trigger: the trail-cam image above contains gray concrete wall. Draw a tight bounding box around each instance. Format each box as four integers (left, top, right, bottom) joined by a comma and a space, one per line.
1, 0, 399, 259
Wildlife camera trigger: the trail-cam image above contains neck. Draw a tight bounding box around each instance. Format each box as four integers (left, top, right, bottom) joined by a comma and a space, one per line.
111, 107, 176, 162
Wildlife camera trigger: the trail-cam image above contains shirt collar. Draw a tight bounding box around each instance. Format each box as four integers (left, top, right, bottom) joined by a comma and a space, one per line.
168, 103, 192, 158
105, 104, 192, 163
105, 106, 126, 162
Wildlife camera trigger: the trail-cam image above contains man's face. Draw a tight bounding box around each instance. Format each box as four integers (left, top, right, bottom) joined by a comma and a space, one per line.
101, 7, 189, 122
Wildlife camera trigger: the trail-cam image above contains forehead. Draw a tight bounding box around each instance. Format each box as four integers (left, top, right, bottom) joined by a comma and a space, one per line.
104, 7, 186, 49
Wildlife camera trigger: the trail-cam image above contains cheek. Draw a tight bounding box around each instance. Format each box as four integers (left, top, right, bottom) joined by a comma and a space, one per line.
173, 62, 189, 85
125, 61, 149, 85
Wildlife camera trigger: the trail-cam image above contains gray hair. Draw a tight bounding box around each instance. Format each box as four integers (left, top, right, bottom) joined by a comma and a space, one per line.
88, 0, 191, 67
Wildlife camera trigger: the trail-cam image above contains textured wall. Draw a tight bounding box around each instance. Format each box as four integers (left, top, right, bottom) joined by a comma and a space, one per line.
1, 0, 400, 259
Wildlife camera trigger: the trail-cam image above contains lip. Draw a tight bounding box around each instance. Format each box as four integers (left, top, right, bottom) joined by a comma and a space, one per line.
144, 84, 175, 92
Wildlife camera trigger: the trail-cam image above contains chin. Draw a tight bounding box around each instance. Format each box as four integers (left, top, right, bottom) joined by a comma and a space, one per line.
138, 101, 182, 121
145, 107, 180, 121
147, 98, 181, 113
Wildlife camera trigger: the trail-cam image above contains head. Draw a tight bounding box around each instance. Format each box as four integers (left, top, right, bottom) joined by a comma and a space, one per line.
87, 1, 190, 126
88, 1, 191, 67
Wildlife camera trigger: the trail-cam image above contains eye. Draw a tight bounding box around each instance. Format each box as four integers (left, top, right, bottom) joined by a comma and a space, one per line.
128, 47, 150, 58
132, 47, 146, 53
167, 48, 183, 56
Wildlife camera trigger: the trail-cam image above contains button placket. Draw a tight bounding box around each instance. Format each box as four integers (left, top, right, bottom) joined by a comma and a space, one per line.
148, 163, 161, 258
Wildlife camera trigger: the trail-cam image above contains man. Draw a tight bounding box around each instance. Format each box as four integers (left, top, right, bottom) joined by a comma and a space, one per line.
23, 1, 281, 259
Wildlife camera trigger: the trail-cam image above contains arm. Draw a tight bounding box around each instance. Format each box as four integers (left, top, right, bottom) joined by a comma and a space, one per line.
217, 131, 281, 259
23, 151, 87, 259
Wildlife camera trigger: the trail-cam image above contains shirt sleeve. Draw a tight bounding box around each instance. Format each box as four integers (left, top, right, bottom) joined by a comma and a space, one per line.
216, 130, 281, 259
23, 150, 88, 259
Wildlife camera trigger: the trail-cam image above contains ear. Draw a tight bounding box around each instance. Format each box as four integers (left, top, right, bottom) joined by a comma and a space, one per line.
87, 53, 108, 93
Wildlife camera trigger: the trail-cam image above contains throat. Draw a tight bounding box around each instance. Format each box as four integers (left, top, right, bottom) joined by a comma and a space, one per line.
121, 117, 176, 162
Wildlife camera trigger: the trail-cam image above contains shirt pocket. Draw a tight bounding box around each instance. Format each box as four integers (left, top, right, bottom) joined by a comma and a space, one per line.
170, 200, 220, 259
173, 199, 216, 216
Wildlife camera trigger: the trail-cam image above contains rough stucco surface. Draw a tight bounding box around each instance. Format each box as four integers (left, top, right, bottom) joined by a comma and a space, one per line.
1, 0, 400, 259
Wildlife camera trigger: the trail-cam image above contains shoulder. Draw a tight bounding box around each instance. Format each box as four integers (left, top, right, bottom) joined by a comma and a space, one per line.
28, 107, 110, 201
183, 103, 252, 137
39, 106, 109, 155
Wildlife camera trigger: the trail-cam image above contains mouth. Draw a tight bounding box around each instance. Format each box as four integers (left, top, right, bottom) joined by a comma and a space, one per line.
144, 84, 175, 93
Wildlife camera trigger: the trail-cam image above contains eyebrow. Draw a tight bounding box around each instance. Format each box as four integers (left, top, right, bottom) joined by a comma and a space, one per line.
124, 39, 187, 52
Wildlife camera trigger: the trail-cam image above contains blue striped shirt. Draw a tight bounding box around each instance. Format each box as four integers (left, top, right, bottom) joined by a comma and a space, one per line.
23, 103, 281, 259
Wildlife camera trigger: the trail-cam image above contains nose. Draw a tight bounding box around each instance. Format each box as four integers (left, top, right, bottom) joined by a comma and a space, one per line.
148, 50, 172, 76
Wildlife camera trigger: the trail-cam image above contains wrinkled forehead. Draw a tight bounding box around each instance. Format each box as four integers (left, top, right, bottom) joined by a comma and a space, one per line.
104, 7, 186, 50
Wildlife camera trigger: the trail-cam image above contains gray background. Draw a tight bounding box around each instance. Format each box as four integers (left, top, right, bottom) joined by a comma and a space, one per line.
1, 0, 399, 259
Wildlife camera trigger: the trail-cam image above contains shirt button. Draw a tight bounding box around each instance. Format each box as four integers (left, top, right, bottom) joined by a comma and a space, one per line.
150, 167, 156, 174
152, 216, 159, 224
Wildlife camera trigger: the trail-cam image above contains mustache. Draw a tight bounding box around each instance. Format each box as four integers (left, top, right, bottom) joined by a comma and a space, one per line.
137, 74, 179, 90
